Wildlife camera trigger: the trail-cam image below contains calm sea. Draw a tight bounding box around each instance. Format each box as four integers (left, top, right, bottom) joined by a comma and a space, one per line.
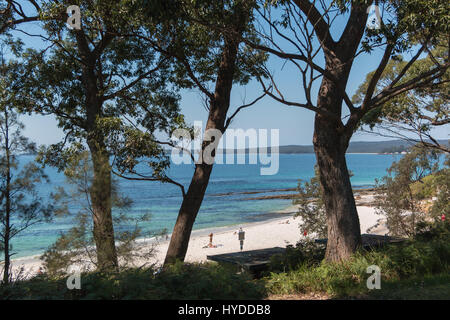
9, 153, 403, 258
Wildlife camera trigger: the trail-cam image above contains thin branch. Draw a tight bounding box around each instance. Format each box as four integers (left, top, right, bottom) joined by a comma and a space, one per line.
361, 44, 395, 111
112, 169, 186, 198
291, 0, 336, 50
224, 89, 268, 130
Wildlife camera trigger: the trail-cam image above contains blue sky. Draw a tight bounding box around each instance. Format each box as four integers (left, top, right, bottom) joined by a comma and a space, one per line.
10, 3, 449, 147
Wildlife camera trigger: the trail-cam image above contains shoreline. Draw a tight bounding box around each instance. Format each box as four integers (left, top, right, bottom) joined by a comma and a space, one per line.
5, 197, 296, 261
6, 212, 300, 277
6, 194, 385, 277
7, 203, 300, 266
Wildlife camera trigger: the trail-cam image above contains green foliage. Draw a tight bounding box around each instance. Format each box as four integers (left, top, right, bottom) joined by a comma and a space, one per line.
150, 261, 265, 299
14, 0, 185, 181
365, 273, 450, 300
148, 0, 267, 88
2, 223, 449, 299
41, 151, 155, 277
351, 1, 450, 153
430, 157, 450, 219
266, 222, 450, 298
409, 174, 437, 199
392, 0, 450, 41
293, 166, 327, 238
7, 0, 190, 270
0, 54, 58, 284
361, 0, 449, 55
0, 262, 266, 300
355, 38, 449, 152
375, 145, 442, 237
415, 218, 450, 242
268, 240, 326, 273
293, 166, 353, 239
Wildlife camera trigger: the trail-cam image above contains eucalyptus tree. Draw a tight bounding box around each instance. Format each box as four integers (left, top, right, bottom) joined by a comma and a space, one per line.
119, 0, 267, 264
246, 0, 449, 261
14, 0, 183, 270
165, 0, 267, 265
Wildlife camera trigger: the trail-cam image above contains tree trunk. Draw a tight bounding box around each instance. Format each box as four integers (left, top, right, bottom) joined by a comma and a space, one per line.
310, 2, 369, 261
88, 140, 118, 270
314, 74, 362, 262
164, 20, 244, 265
314, 121, 361, 261
77, 30, 119, 270
2, 230, 10, 284
2, 195, 11, 285
2, 194, 10, 284
2, 108, 11, 285
164, 163, 213, 264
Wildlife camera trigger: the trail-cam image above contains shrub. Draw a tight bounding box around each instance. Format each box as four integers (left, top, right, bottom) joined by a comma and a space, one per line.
268, 240, 325, 273
265, 227, 450, 298
293, 167, 327, 238
375, 146, 443, 237
0, 262, 266, 300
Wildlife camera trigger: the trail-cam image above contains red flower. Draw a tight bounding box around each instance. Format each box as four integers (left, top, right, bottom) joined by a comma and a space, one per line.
303, 230, 308, 236
442, 214, 446, 221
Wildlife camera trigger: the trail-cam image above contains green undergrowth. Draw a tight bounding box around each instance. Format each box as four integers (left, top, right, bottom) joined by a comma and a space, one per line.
265, 222, 450, 299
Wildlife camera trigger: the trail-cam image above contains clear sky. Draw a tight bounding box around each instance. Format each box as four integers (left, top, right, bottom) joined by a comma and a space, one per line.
10, 3, 449, 147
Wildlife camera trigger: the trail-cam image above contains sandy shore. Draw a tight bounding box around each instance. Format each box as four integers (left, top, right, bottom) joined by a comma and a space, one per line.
154, 205, 384, 263
6, 195, 386, 278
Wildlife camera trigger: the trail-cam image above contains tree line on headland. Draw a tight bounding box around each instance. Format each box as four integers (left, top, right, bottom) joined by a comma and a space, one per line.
220, 139, 448, 154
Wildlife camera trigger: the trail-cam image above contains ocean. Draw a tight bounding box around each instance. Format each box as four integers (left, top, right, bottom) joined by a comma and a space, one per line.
8, 153, 403, 258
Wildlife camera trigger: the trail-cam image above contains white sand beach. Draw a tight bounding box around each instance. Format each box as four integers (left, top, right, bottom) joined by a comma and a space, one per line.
152, 205, 385, 265
6, 196, 386, 278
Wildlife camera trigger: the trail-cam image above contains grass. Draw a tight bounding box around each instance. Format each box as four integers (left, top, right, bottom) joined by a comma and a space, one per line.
2, 223, 449, 300
264, 223, 450, 299
0, 262, 267, 300
266, 273, 450, 300
365, 273, 450, 300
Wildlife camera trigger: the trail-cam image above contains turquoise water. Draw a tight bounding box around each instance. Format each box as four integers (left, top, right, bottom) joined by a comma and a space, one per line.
9, 153, 403, 258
